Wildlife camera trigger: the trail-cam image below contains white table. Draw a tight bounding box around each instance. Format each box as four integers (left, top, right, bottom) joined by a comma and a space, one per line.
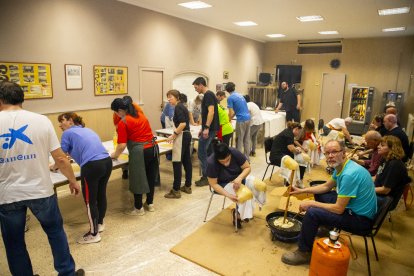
260, 110, 286, 138
51, 137, 172, 190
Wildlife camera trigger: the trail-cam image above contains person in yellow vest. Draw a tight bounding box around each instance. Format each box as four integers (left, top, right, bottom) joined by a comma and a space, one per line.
216, 91, 234, 146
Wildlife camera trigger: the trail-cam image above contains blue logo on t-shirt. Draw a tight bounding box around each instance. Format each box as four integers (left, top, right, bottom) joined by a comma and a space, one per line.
0, 125, 33, 149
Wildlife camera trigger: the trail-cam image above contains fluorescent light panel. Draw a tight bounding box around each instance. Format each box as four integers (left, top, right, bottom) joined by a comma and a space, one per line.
318, 31, 339, 35
178, 1, 212, 9
266, 34, 285, 38
234, 21, 257, 26
382, 26, 406, 32
378, 7, 410, 16
296, 15, 324, 22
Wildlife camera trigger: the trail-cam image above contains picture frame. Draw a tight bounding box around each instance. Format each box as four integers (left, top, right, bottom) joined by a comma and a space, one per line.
94, 65, 128, 96
0, 61, 53, 100
64, 64, 83, 90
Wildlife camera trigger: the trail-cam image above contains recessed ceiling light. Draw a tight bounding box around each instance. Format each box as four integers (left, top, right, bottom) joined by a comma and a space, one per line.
378, 7, 410, 16
234, 21, 257, 26
382, 26, 406, 32
178, 1, 212, 10
266, 34, 286, 38
296, 15, 324, 22
318, 31, 339, 35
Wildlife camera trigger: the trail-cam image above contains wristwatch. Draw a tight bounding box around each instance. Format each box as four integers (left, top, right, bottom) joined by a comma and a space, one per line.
204, 125, 210, 129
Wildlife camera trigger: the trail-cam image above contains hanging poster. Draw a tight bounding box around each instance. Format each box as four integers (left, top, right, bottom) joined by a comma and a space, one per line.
65, 64, 83, 90
94, 65, 128, 96
0, 62, 53, 99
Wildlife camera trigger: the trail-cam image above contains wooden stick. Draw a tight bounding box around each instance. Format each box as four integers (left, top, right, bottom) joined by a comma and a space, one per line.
283, 170, 295, 224
156, 138, 168, 144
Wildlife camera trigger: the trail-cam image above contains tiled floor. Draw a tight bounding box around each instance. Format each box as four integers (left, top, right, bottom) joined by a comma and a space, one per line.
0, 147, 413, 275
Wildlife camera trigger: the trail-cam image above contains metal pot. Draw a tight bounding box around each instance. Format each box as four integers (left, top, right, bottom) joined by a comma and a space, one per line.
266, 211, 303, 241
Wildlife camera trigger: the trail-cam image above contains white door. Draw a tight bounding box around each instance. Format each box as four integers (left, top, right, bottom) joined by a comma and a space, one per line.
319, 73, 346, 122
139, 67, 164, 132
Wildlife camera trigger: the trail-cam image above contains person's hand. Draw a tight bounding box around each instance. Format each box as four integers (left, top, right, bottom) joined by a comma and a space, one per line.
202, 128, 209, 139
274, 109, 279, 113
295, 147, 302, 154
110, 152, 118, 159
299, 200, 314, 212
227, 194, 238, 203
296, 105, 301, 111
232, 178, 242, 190
290, 185, 305, 195
167, 134, 175, 143
69, 181, 81, 196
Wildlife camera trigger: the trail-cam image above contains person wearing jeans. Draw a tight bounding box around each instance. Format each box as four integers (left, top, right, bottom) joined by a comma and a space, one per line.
192, 77, 220, 187
281, 140, 377, 265
0, 81, 83, 275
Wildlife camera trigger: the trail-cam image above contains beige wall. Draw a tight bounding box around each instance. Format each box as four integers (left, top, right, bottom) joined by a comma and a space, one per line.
0, 0, 263, 137
263, 37, 414, 127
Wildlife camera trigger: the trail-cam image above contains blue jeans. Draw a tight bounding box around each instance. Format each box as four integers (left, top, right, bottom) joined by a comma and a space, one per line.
198, 130, 217, 177
0, 195, 75, 276
298, 191, 373, 252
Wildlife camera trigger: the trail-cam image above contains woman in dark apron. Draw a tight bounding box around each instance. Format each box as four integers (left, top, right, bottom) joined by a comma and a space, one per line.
110, 97, 159, 215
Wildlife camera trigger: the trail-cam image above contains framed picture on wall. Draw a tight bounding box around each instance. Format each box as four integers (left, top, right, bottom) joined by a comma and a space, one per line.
0, 61, 53, 99
64, 64, 83, 90
94, 65, 128, 96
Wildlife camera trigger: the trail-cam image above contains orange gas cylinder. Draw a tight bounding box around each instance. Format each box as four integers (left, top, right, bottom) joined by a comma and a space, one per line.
309, 237, 350, 276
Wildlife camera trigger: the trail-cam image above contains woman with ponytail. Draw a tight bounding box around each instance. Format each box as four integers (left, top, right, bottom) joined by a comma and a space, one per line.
110, 97, 159, 216
52, 112, 112, 244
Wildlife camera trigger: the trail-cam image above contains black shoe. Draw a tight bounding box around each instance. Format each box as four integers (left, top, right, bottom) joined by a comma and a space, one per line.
122, 170, 128, 179
195, 177, 208, 187
232, 209, 242, 228
75, 269, 85, 276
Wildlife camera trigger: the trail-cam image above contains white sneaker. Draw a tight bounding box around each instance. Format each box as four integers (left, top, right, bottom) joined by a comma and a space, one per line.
127, 208, 145, 216
144, 203, 155, 212
77, 232, 101, 244
98, 224, 105, 233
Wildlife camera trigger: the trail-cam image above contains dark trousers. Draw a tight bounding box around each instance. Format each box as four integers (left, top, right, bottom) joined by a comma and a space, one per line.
172, 133, 192, 190
298, 191, 373, 252
0, 195, 75, 275
134, 146, 159, 209
286, 110, 300, 122
222, 133, 233, 146
81, 157, 112, 235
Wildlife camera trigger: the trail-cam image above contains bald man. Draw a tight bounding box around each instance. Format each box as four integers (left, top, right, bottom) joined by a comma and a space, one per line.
384, 114, 410, 162
352, 130, 383, 176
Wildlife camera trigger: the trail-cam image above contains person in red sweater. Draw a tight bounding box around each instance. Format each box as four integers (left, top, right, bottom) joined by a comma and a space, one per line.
110, 97, 159, 215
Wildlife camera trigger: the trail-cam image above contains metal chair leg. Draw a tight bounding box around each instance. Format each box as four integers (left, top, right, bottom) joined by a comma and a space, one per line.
203, 192, 214, 222
270, 166, 275, 180
364, 236, 371, 276
234, 204, 238, 233
371, 236, 379, 261
389, 212, 396, 248
222, 196, 226, 210
262, 164, 270, 181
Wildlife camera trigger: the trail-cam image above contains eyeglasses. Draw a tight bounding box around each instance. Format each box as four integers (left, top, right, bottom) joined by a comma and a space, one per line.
324, 150, 343, 157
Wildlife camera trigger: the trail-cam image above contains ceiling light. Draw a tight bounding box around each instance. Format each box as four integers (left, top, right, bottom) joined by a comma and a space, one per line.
382, 26, 406, 32
234, 21, 257, 26
378, 7, 410, 16
296, 15, 324, 22
266, 34, 286, 38
318, 31, 339, 35
178, 1, 212, 9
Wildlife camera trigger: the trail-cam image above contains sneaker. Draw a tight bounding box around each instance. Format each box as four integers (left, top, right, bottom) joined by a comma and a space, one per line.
164, 189, 181, 199
195, 177, 208, 187
127, 208, 145, 216
281, 249, 311, 265
144, 203, 155, 212
180, 186, 192, 194
250, 151, 256, 157
77, 232, 101, 244
75, 268, 85, 276
98, 223, 105, 233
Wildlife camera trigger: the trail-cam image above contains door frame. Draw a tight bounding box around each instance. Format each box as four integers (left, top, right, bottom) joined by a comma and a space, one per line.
319, 72, 346, 121
138, 66, 165, 105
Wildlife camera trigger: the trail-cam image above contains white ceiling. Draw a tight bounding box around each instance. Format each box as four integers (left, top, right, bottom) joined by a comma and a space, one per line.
118, 0, 414, 42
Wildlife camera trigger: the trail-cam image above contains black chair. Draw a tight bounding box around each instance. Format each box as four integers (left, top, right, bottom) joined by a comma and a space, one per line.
345, 196, 393, 276
318, 119, 324, 136
262, 137, 276, 181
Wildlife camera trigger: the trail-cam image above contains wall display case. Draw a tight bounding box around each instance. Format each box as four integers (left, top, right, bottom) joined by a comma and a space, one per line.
0, 62, 53, 99
347, 86, 374, 135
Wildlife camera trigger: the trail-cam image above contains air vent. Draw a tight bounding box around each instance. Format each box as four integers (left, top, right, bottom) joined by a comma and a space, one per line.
297, 39, 343, 54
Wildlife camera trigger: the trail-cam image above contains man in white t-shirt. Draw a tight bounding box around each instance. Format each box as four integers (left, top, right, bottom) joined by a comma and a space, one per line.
0, 81, 84, 275
244, 95, 264, 157
322, 117, 354, 144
